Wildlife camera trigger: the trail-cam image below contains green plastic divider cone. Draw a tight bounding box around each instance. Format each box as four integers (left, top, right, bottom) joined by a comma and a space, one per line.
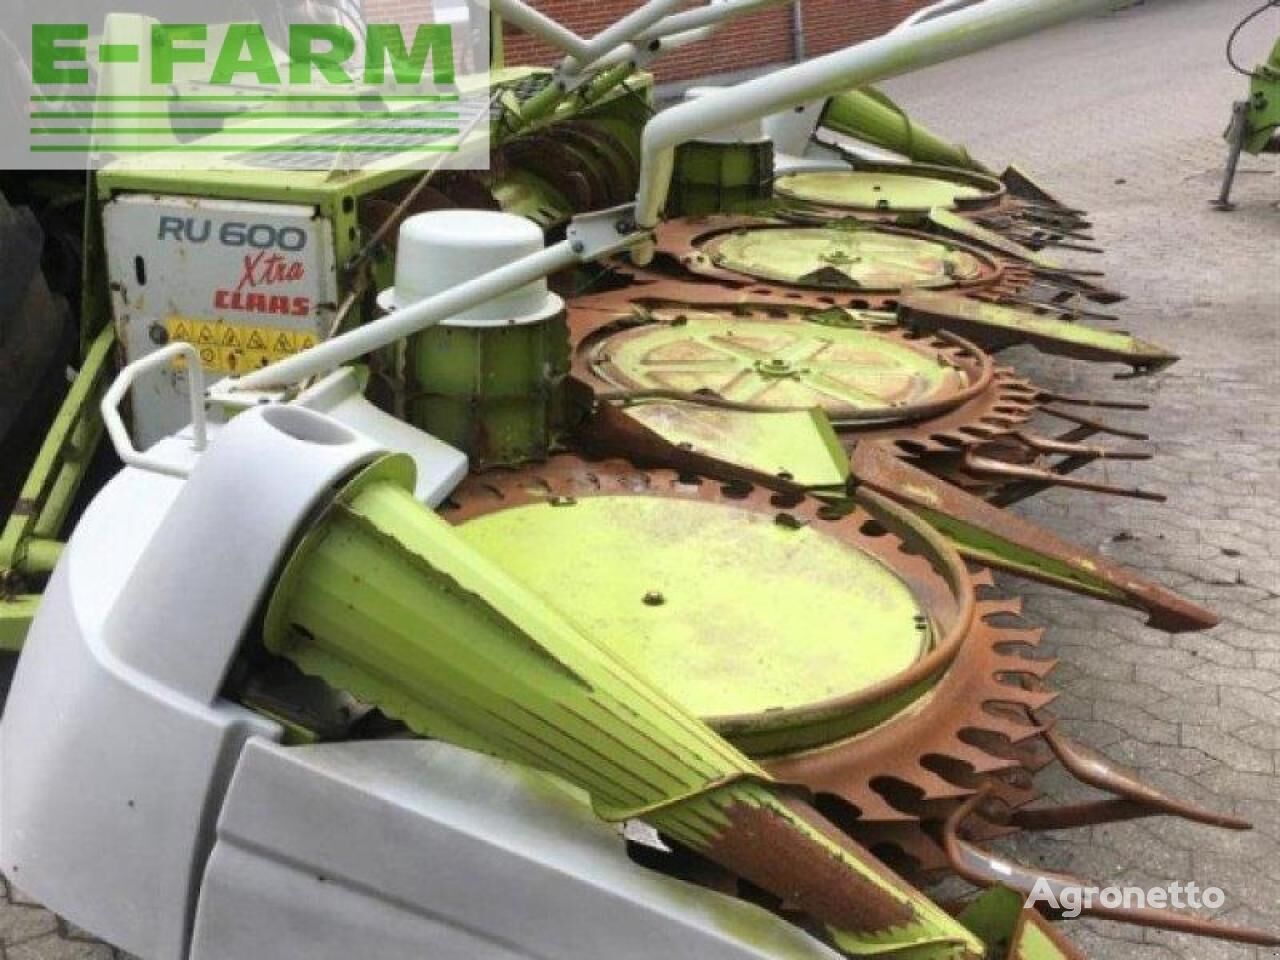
819, 89, 984, 172
263, 454, 986, 959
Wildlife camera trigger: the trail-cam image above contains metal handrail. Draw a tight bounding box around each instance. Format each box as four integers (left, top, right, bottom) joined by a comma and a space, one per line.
102, 342, 208, 477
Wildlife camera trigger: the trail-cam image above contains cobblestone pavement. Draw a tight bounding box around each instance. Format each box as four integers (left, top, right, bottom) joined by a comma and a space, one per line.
888, 1, 1280, 957
2, 1, 1276, 957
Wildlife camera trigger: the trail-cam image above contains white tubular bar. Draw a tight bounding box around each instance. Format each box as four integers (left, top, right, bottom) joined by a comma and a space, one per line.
562, 0, 686, 71
584, 25, 721, 75
634, 0, 790, 44
489, 0, 596, 61
631, 0, 1110, 250
580, 0, 789, 74
102, 342, 208, 478
891, 0, 985, 34
489, 0, 684, 70
231, 240, 580, 391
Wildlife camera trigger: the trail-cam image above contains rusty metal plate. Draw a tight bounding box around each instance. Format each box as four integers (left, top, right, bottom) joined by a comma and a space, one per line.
442, 457, 976, 756
584, 312, 972, 422
567, 304, 1040, 458
694, 223, 992, 292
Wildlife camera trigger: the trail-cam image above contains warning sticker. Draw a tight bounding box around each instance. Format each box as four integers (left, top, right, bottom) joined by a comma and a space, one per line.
164, 318, 318, 374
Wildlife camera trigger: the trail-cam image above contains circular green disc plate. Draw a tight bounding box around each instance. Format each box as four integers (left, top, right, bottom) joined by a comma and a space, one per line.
455, 496, 931, 719
593, 314, 968, 418
774, 170, 993, 213
703, 226, 986, 291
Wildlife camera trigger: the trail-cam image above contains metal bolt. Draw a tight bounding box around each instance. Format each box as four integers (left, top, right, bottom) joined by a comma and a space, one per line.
148, 323, 170, 345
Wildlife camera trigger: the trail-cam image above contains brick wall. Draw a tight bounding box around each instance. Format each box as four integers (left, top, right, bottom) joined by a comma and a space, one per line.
364, 0, 935, 83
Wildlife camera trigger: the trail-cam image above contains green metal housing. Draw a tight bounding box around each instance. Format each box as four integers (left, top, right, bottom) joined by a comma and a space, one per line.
409, 312, 571, 468
667, 139, 775, 216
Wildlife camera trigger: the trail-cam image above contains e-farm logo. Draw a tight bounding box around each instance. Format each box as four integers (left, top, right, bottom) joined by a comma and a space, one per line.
33, 23, 457, 88
15, 7, 491, 172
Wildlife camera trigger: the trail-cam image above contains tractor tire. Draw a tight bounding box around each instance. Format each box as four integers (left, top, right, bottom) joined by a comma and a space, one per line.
0, 191, 74, 529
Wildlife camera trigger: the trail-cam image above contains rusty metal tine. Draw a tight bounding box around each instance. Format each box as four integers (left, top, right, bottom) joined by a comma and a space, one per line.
1040, 393, 1150, 412
1009, 797, 1243, 832
1038, 240, 1104, 254
943, 791, 1280, 947
1010, 797, 1167, 831
1036, 724, 1251, 830
961, 451, 1166, 502
1039, 406, 1149, 441
1012, 432, 1152, 460
1039, 407, 1152, 440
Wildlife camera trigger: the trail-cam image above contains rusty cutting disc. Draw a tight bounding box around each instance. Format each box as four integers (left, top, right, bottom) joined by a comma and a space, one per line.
567, 304, 1040, 458
651, 216, 1035, 306
774, 163, 1008, 216
772, 161, 1098, 253
441, 457, 1059, 883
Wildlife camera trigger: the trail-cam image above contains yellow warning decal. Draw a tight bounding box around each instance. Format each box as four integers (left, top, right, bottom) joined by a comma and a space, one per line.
165, 318, 319, 374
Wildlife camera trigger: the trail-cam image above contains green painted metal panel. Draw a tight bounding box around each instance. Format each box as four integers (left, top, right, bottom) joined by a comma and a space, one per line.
408, 313, 570, 468
454, 495, 930, 718
669, 141, 774, 217
776, 169, 990, 213
705, 224, 985, 291
619, 404, 851, 489
0, 596, 40, 653
1245, 38, 1280, 153
898, 290, 1178, 371
597, 313, 966, 416
820, 88, 983, 171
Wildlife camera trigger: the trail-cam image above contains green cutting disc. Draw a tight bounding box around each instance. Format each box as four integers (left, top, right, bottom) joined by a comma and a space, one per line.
774, 166, 1003, 214
701, 225, 988, 291
589, 313, 970, 421
454, 496, 931, 720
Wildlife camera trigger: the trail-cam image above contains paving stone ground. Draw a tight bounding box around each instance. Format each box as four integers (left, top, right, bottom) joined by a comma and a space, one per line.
886, 1, 1280, 956
1, 1, 1276, 956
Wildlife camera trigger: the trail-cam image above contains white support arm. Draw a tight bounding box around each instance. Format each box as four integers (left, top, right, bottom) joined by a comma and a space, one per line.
634, 0, 790, 44
489, 0, 685, 72
233, 242, 578, 391
227, 206, 643, 393
630, 0, 1111, 255
491, 0, 788, 77
890, 0, 985, 34
580, 24, 724, 75
221, 0, 1106, 395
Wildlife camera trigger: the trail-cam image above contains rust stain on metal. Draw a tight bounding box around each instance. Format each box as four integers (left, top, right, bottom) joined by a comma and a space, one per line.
942, 791, 1280, 947
850, 442, 1219, 633
702, 796, 918, 935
